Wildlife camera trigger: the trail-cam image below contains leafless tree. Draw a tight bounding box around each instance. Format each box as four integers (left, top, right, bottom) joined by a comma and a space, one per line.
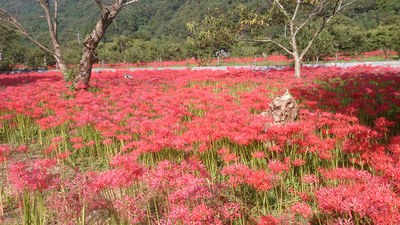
0, 0, 138, 88
0, 0, 67, 72
254, 0, 357, 78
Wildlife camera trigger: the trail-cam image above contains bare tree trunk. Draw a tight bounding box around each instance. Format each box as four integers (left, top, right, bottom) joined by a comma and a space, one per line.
54, 49, 67, 73
75, 49, 94, 88
74, 0, 137, 89
291, 27, 302, 78
384, 49, 389, 60
294, 54, 301, 78
74, 14, 114, 88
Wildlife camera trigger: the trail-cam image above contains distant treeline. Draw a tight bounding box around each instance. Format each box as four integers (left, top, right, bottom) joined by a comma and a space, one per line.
0, 0, 399, 69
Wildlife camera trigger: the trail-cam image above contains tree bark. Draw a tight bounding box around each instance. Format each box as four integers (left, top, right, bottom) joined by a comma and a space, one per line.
54, 54, 67, 73
74, 0, 131, 89
294, 55, 301, 78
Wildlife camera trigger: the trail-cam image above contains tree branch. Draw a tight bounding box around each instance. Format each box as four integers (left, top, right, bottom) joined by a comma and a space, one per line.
274, 0, 290, 19
123, 0, 139, 6
94, 0, 105, 12
339, 0, 358, 10
294, 0, 327, 35
292, 0, 301, 22
243, 37, 293, 56
298, 0, 357, 60
300, 14, 334, 59
0, 8, 53, 54
37, 0, 59, 47
53, 0, 60, 35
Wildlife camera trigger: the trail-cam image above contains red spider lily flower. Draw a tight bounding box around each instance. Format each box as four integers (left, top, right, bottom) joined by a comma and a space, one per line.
316, 178, 400, 224
57, 151, 72, 159
51, 136, 63, 143
114, 196, 146, 224
252, 151, 266, 159
8, 159, 58, 193
301, 174, 319, 184
290, 202, 313, 219
16, 145, 29, 153
246, 169, 279, 191
258, 215, 281, 225
293, 158, 305, 167
268, 160, 289, 174
102, 138, 113, 145
221, 202, 242, 220
0, 144, 10, 161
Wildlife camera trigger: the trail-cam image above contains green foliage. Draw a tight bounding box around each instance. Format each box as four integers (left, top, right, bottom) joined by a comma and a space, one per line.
0, 0, 400, 69
25, 49, 55, 69
365, 25, 400, 59
376, 0, 400, 24
0, 26, 23, 70
63, 40, 82, 65
0, 27, 55, 70
187, 9, 241, 65
230, 42, 272, 58
97, 36, 189, 63
327, 16, 365, 55
299, 26, 337, 62
63, 67, 78, 83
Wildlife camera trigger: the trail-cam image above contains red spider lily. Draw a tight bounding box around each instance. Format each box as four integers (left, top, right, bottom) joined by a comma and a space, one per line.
1, 66, 400, 224
316, 178, 400, 224
114, 196, 146, 224
301, 174, 319, 184
290, 202, 313, 219
258, 215, 281, 225
268, 160, 289, 174
252, 151, 266, 159
8, 159, 58, 193
0, 144, 10, 161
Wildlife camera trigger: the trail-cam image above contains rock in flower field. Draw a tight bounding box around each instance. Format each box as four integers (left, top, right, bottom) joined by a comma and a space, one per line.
0, 66, 399, 224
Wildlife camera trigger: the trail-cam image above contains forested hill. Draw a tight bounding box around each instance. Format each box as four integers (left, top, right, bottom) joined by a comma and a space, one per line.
1, 0, 399, 69
0, 0, 260, 41
0, 0, 399, 41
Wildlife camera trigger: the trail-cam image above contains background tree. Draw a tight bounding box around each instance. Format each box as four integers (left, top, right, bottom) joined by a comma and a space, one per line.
327, 16, 365, 55
63, 40, 83, 65
299, 28, 337, 63
0, 0, 138, 89
0, 1, 67, 72
1, 0, 398, 71
365, 25, 399, 60
0, 26, 22, 70
187, 10, 240, 66
240, 0, 357, 77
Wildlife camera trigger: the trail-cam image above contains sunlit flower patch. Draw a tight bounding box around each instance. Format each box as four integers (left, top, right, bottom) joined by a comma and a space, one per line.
0, 66, 399, 224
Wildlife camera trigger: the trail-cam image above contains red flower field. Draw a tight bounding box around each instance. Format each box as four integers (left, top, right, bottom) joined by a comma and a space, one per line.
0, 66, 399, 224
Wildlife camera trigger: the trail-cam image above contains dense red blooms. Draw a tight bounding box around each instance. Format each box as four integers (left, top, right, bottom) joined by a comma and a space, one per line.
316, 176, 400, 224
8, 159, 58, 193
114, 196, 146, 224
290, 202, 313, 219
0, 144, 10, 161
258, 215, 281, 225
1, 66, 400, 224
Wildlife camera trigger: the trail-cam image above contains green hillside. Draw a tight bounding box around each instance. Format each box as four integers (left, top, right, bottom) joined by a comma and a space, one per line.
0, 0, 399, 68
0, 0, 263, 41
2, 0, 397, 41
